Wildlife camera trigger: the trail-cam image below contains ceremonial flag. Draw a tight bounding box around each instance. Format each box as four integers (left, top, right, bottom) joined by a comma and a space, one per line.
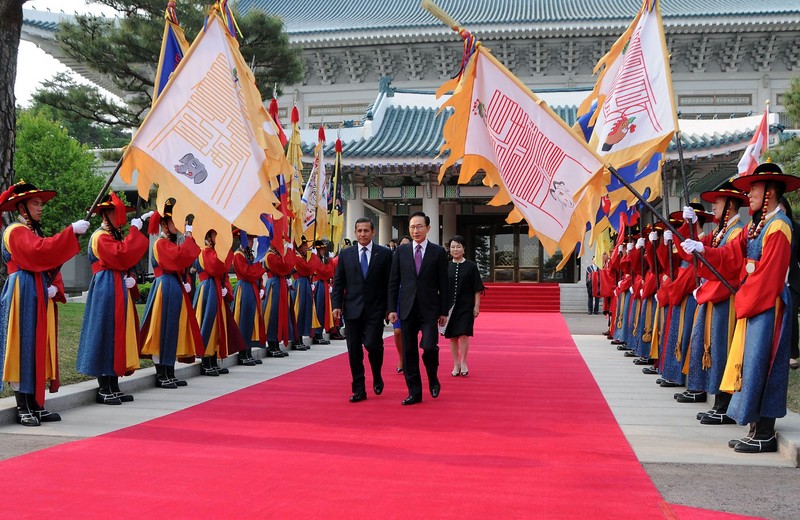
438, 45, 605, 261
578, 0, 675, 206
287, 106, 306, 244
329, 138, 345, 253
737, 108, 770, 176
120, 12, 285, 257
153, 2, 189, 106
302, 127, 329, 240
269, 96, 289, 147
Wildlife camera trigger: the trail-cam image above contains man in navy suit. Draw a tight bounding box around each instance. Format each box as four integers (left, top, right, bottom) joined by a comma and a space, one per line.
388, 211, 449, 405
332, 217, 393, 403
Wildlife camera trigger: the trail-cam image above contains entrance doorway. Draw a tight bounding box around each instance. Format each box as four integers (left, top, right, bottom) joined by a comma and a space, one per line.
460, 217, 575, 283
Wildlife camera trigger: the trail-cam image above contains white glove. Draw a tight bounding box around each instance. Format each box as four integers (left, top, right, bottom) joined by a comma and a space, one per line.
681, 239, 704, 255
221, 287, 228, 297
649, 231, 658, 242
140, 211, 154, 221
124, 276, 136, 289
692, 287, 699, 300
639, 289, 643, 298
286, 243, 294, 251
259, 289, 265, 300
636, 238, 645, 249
183, 282, 192, 293
654, 294, 659, 304
626, 243, 633, 252
628, 287, 633, 294
130, 218, 143, 230
250, 238, 259, 251
47, 285, 57, 299
184, 224, 193, 234
683, 206, 698, 224
663, 230, 673, 244
617, 281, 622, 289
329, 252, 334, 259
71, 220, 90, 235
286, 279, 293, 288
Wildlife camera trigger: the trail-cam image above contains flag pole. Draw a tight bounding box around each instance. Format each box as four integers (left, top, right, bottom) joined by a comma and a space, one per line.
661, 163, 675, 280
86, 157, 124, 220
608, 165, 736, 294
674, 130, 701, 286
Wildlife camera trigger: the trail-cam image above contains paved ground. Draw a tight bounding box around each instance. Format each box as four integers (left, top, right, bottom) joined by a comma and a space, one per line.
1, 315, 798, 519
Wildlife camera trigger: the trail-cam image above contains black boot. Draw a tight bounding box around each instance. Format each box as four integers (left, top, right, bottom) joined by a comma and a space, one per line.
213, 355, 229, 375
155, 364, 178, 389
166, 364, 187, 386
201, 356, 219, 376
266, 341, 285, 358
96, 375, 122, 405
14, 392, 40, 427
291, 339, 309, 351
311, 334, 330, 345
249, 345, 263, 364
238, 348, 256, 366
734, 417, 778, 453
109, 375, 134, 402
30, 394, 61, 422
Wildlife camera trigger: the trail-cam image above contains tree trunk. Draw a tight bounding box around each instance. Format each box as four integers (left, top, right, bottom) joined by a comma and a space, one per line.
0, 0, 26, 282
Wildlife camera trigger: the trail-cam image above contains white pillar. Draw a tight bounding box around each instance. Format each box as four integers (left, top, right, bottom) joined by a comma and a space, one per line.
378, 210, 393, 246
345, 184, 365, 245
442, 201, 457, 243
422, 181, 440, 245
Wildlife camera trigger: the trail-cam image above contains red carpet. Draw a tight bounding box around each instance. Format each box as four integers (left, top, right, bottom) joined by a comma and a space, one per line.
481, 283, 560, 312
0, 313, 760, 519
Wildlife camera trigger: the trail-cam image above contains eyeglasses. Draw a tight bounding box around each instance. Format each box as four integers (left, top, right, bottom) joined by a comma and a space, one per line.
409, 224, 427, 230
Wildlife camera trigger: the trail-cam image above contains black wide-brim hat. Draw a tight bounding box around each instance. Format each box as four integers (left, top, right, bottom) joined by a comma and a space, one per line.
700, 180, 748, 204
653, 217, 683, 231
87, 194, 135, 215
0, 181, 57, 212
669, 202, 713, 223
732, 162, 800, 193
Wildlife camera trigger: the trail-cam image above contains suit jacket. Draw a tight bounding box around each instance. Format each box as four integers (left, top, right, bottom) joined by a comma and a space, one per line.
331, 242, 392, 320
388, 241, 449, 321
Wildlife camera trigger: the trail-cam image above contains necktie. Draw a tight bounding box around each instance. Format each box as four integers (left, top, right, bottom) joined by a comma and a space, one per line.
415, 244, 422, 274
360, 246, 369, 278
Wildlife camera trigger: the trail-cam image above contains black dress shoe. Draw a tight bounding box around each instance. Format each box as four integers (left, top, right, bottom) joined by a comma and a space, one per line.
642, 367, 659, 375
430, 383, 441, 398
633, 357, 654, 365
616, 344, 632, 351
291, 343, 310, 351
401, 395, 422, 405
349, 391, 367, 403
655, 378, 664, 384
373, 380, 384, 396
610, 339, 624, 345
659, 380, 682, 388
312, 337, 330, 345
623, 351, 638, 357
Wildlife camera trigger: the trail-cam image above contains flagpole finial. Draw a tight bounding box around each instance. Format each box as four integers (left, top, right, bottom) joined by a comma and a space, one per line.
420, 0, 469, 38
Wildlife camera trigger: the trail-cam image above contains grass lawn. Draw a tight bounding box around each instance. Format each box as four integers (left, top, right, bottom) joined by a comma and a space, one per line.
2, 304, 800, 414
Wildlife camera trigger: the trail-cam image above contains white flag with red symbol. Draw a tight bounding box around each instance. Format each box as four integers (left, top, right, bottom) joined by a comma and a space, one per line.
737, 109, 770, 176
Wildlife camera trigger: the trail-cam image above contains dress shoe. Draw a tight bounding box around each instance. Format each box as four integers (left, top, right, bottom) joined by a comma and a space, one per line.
655, 378, 665, 385
329, 332, 346, 340
616, 344, 632, 351
460, 363, 468, 376
291, 342, 310, 351
430, 383, 441, 398
266, 349, 285, 358
729, 437, 751, 449
312, 337, 330, 345
733, 436, 777, 453
451, 368, 460, 377
633, 357, 654, 365
373, 379, 384, 396
642, 367, 659, 375
401, 395, 422, 405
659, 380, 682, 388
676, 391, 707, 403
33, 408, 61, 422
349, 391, 367, 403
610, 339, 624, 345
623, 351, 638, 357
96, 391, 122, 405
700, 412, 737, 425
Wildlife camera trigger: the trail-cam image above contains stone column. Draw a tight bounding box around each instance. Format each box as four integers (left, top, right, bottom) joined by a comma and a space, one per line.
345, 183, 365, 245
422, 178, 440, 245
442, 201, 457, 244
378, 209, 393, 246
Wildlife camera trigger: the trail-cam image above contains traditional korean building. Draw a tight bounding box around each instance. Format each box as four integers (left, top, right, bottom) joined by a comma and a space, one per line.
21, 1, 800, 284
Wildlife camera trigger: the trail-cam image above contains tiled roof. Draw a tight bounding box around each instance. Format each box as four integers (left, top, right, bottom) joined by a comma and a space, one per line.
237, 0, 800, 37
300, 101, 771, 160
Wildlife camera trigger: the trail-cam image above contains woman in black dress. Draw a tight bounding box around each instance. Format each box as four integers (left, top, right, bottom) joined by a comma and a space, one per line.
444, 235, 484, 376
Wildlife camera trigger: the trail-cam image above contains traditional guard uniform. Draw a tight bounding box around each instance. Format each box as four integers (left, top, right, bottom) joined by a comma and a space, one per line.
683, 162, 799, 453
632, 231, 659, 363
263, 244, 296, 357
194, 231, 246, 376
0, 181, 88, 426
139, 201, 203, 388
676, 184, 746, 416
231, 235, 265, 365
310, 240, 336, 344
291, 239, 313, 350
76, 194, 149, 405
611, 242, 633, 346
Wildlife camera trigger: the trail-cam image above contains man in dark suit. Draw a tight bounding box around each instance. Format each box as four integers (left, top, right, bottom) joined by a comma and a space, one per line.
332, 217, 393, 403
388, 211, 448, 405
